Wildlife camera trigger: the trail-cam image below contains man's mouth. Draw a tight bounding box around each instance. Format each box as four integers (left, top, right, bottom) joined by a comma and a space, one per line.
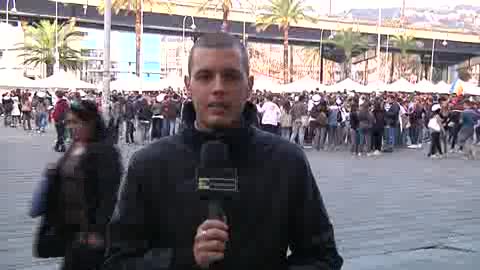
208, 102, 229, 109
207, 102, 229, 114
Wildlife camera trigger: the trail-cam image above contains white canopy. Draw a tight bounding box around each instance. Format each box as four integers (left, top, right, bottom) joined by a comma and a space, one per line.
111, 74, 149, 91
327, 78, 366, 92
33, 72, 96, 89
279, 76, 321, 93
386, 78, 415, 93
434, 81, 451, 94
464, 83, 480, 96
254, 76, 281, 92
160, 74, 185, 90
0, 70, 36, 88
364, 81, 387, 92
414, 79, 435, 93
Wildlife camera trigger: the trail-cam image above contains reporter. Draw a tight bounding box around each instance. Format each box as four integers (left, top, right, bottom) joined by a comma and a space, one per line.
104, 32, 342, 270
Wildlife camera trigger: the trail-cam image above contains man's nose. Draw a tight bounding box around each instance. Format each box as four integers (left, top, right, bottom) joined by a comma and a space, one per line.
212, 74, 225, 96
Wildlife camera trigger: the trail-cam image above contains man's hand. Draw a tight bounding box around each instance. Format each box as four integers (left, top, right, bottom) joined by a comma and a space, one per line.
193, 220, 229, 269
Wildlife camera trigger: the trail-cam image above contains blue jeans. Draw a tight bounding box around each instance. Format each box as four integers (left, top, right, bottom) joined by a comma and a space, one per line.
162, 119, 176, 137
36, 112, 47, 131
385, 126, 396, 149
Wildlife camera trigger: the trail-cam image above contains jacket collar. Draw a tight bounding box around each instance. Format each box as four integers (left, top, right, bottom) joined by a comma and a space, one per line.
180, 101, 257, 156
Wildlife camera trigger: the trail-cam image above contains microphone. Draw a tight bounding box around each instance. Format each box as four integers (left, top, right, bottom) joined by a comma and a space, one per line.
197, 141, 238, 223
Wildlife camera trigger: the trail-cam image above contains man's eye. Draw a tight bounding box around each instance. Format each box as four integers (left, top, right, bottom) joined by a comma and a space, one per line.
223, 73, 240, 81
196, 74, 211, 80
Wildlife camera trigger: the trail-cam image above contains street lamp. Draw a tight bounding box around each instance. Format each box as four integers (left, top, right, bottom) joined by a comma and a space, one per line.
5, 0, 17, 25
182, 15, 196, 77
430, 39, 435, 81
319, 28, 324, 83
54, 0, 60, 74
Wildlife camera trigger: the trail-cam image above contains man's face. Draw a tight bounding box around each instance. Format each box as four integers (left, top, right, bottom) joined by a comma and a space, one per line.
185, 47, 253, 130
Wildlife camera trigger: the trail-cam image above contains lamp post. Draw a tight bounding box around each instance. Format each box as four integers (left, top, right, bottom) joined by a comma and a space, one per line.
430, 39, 435, 81
182, 15, 196, 78
54, 0, 60, 74
384, 34, 389, 82
103, 0, 112, 120
376, 7, 382, 82
319, 28, 324, 83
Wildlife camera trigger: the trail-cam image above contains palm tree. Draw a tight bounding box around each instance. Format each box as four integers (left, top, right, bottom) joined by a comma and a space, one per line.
391, 33, 416, 78
198, 0, 232, 32
256, 0, 317, 83
98, 0, 172, 78
17, 19, 83, 77
326, 28, 368, 79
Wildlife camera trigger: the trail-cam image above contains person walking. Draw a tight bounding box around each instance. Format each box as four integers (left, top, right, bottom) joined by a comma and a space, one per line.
428, 104, 445, 158
35, 100, 122, 270
52, 91, 70, 152
21, 92, 33, 131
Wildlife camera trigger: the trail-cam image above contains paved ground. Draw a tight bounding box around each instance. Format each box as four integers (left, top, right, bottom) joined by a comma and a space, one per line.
1, 124, 479, 270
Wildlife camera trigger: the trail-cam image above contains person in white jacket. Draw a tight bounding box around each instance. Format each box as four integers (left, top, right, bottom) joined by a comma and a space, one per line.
257, 95, 281, 134
11, 96, 21, 127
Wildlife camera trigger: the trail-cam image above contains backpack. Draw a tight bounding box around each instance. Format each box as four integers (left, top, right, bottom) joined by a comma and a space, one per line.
318, 111, 328, 126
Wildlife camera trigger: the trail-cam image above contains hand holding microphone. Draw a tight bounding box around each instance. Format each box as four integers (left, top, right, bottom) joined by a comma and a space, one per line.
193, 220, 229, 269
194, 141, 238, 269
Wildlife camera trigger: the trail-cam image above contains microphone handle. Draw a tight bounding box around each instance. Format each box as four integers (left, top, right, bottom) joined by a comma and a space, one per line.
208, 199, 226, 223
207, 200, 227, 270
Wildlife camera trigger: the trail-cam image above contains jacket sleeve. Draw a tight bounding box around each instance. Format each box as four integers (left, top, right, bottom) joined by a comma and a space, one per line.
102, 151, 155, 270
287, 151, 343, 270
93, 146, 123, 226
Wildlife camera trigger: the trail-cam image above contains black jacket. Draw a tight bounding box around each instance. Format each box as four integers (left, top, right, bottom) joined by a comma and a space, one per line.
47, 142, 122, 234
385, 102, 400, 126
104, 105, 343, 270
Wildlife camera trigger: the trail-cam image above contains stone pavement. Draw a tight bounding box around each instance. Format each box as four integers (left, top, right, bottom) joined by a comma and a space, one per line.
1, 124, 479, 270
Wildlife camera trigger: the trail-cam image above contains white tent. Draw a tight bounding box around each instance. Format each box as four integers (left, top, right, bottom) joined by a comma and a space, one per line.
365, 81, 388, 92
111, 74, 149, 91
433, 81, 450, 94
278, 76, 321, 93
464, 83, 480, 96
386, 78, 415, 93
413, 79, 435, 93
328, 78, 367, 92
33, 72, 96, 89
161, 74, 185, 90
0, 70, 36, 88
253, 76, 281, 92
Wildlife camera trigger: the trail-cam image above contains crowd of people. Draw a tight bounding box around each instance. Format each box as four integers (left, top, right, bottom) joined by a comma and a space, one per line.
2, 85, 480, 159
253, 90, 480, 159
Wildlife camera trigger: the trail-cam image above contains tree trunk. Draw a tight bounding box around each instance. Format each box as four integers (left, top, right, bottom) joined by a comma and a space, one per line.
46, 64, 54, 77
344, 55, 351, 79
364, 59, 369, 84
289, 45, 294, 82
320, 46, 324, 84
221, 5, 230, 32
135, 0, 142, 77
390, 53, 395, 82
283, 27, 289, 84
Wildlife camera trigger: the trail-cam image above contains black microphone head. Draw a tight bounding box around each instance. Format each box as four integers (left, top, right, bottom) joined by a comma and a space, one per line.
197, 141, 238, 194
200, 140, 230, 168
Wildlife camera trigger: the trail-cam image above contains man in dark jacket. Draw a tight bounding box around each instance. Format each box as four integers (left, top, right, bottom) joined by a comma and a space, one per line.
104, 32, 342, 270
384, 95, 400, 152
124, 96, 136, 144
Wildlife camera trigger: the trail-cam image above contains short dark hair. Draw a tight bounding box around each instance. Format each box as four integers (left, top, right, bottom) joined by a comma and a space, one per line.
188, 32, 249, 76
